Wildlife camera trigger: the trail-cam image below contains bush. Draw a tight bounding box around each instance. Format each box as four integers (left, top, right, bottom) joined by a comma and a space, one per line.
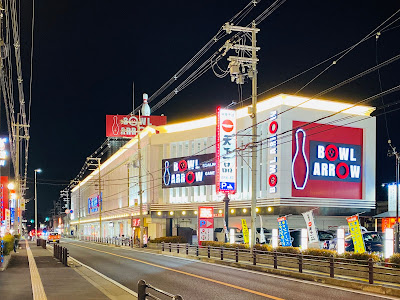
254, 244, 273, 252
302, 248, 337, 258
201, 241, 249, 249
389, 253, 400, 267
1, 233, 14, 256
338, 251, 380, 263
275, 246, 300, 254
151, 236, 187, 243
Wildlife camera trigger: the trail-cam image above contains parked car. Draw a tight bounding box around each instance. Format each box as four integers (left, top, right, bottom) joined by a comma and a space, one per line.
344, 231, 383, 253
214, 227, 242, 243
323, 227, 368, 250
47, 232, 60, 243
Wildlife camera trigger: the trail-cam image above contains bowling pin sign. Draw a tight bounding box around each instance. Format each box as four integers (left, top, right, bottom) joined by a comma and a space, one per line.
292, 129, 309, 190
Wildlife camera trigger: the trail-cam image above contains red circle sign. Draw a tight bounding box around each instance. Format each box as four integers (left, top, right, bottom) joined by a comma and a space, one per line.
178, 160, 187, 172
186, 171, 195, 184
268, 174, 278, 187
222, 119, 234, 132
336, 162, 349, 179
269, 121, 278, 134
325, 144, 338, 161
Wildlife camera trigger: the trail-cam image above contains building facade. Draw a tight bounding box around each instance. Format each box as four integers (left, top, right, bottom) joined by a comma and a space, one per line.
70, 94, 376, 242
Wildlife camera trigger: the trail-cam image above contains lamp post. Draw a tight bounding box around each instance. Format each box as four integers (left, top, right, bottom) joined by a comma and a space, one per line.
34, 168, 42, 240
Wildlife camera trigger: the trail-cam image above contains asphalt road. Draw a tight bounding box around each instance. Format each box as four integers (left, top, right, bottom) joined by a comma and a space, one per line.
61, 239, 394, 300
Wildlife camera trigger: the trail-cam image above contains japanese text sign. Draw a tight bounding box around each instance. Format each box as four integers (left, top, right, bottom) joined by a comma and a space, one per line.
216, 107, 237, 194
241, 219, 249, 245
346, 215, 365, 253
302, 210, 319, 243
278, 216, 292, 247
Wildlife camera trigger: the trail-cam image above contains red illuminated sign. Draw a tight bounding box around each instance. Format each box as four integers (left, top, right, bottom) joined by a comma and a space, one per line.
132, 218, 140, 227
106, 115, 167, 138
199, 207, 213, 218
291, 121, 363, 199
0, 176, 8, 224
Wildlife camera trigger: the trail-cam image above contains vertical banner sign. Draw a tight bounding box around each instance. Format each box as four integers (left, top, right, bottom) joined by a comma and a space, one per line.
302, 210, 319, 243
241, 219, 249, 245
346, 215, 365, 253
277, 216, 292, 247
198, 207, 214, 245
259, 215, 266, 244
216, 107, 237, 193
223, 219, 229, 241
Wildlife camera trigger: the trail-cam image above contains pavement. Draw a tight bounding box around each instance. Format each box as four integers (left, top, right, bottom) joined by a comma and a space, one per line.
62, 238, 399, 300
0, 239, 137, 300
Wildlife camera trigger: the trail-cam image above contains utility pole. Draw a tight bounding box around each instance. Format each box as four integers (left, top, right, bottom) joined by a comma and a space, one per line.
138, 113, 144, 248
388, 140, 400, 253
13, 117, 30, 234
221, 21, 259, 247
87, 157, 102, 239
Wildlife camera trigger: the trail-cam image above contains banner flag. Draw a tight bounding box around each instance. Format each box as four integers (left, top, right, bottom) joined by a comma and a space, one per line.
277, 216, 292, 247
259, 215, 266, 244
346, 215, 365, 253
302, 210, 319, 243
241, 219, 249, 245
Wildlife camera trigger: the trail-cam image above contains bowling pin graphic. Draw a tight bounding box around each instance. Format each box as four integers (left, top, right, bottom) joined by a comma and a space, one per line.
112, 116, 119, 135
163, 161, 171, 186
292, 129, 309, 190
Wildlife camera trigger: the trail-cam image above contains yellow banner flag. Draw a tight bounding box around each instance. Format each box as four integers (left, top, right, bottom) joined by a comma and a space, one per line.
241, 219, 249, 245
346, 215, 365, 253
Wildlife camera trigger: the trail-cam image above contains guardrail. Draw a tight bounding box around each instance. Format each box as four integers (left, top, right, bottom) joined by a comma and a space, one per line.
138, 279, 183, 300
53, 244, 69, 266
80, 236, 134, 247
161, 243, 400, 285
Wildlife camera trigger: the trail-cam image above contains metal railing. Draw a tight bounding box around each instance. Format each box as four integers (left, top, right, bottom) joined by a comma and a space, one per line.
37, 238, 46, 249
53, 244, 69, 266
160, 243, 400, 285
138, 279, 183, 300
80, 236, 134, 247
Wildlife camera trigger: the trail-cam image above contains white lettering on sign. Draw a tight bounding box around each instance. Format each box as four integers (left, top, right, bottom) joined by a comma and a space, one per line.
312, 144, 361, 180
268, 111, 278, 194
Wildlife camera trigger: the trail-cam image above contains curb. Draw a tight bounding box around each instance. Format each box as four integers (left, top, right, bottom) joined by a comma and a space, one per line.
0, 253, 12, 271
160, 251, 400, 298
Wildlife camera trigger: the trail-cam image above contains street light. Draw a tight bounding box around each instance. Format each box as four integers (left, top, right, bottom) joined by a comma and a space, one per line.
34, 168, 42, 240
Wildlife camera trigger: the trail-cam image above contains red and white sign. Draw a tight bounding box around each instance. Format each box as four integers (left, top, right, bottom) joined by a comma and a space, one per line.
106, 115, 167, 138
0, 176, 8, 224
291, 121, 363, 199
199, 219, 214, 228
216, 107, 237, 194
132, 218, 140, 227
198, 207, 214, 245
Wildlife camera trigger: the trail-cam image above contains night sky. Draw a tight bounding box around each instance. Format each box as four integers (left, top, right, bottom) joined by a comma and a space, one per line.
8, 1, 400, 220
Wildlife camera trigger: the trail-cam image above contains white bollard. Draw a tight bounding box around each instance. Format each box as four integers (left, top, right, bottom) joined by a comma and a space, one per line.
272, 228, 278, 248
230, 229, 235, 244
337, 228, 345, 255
385, 228, 394, 259
301, 229, 308, 250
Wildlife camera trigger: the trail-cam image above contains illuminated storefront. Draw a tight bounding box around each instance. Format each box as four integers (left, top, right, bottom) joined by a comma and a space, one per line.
70, 94, 376, 240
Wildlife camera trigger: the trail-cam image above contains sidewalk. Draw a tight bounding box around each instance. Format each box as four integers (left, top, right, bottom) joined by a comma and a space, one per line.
0, 242, 33, 300
0, 240, 137, 300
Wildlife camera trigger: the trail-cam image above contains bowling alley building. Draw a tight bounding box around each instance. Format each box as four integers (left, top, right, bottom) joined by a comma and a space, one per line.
70, 94, 376, 242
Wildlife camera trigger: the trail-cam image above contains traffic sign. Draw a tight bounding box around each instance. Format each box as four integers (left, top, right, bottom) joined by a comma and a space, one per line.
199, 218, 213, 228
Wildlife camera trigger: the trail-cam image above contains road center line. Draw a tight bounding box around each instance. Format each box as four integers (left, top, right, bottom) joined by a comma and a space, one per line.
68, 242, 284, 300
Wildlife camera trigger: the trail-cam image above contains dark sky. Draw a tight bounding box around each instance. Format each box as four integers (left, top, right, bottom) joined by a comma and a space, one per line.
10, 1, 400, 220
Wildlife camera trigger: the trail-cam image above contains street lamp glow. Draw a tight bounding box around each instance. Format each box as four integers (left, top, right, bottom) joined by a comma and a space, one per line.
7, 182, 14, 189
35, 168, 42, 173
